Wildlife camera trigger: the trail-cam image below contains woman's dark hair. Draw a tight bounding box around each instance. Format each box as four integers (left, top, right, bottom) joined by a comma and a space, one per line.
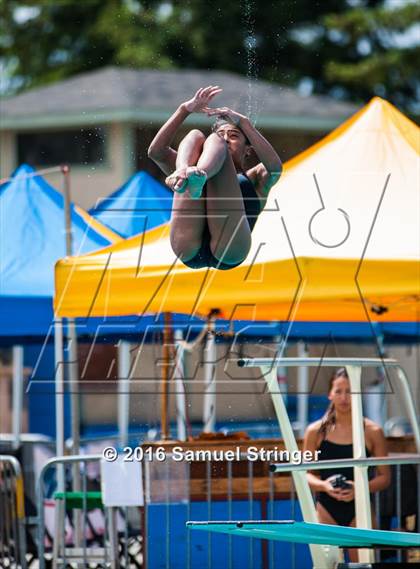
318, 367, 349, 438
211, 117, 251, 145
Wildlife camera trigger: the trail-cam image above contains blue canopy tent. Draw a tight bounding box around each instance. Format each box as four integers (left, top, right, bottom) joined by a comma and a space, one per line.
0, 166, 181, 340
0, 164, 119, 338
0, 164, 121, 436
88, 170, 173, 238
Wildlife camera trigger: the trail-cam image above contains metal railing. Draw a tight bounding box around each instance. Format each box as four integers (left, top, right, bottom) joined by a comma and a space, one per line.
270, 453, 420, 565
0, 435, 144, 567
235, 356, 420, 569
36, 454, 118, 569
64, 432, 148, 450
270, 454, 420, 473
0, 434, 55, 507
0, 454, 27, 569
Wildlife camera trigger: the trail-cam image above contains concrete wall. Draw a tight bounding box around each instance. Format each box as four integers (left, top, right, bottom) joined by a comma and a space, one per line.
0, 122, 136, 210
1, 121, 324, 207
43, 122, 136, 209
0, 130, 17, 179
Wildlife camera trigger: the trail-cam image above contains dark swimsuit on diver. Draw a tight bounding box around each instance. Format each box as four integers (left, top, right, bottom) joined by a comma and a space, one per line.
181, 173, 261, 270
317, 439, 373, 526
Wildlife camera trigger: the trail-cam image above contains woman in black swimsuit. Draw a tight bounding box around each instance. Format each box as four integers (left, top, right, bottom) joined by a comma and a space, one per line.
303, 368, 391, 561
147, 85, 282, 269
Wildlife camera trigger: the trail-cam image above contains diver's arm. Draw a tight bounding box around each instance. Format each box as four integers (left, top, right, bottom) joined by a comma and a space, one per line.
148, 86, 222, 174
147, 105, 188, 174
239, 117, 282, 195
243, 117, 283, 198
237, 116, 282, 177
205, 107, 282, 176
205, 106, 282, 195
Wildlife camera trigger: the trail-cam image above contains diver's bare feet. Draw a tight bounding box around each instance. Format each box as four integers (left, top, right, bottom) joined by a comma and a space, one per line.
165, 168, 188, 193
185, 166, 207, 199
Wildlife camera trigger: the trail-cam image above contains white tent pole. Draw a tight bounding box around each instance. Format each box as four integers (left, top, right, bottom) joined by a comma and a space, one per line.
61, 165, 81, 459
62, 165, 83, 548
161, 313, 172, 439
297, 341, 309, 437
118, 340, 131, 448
12, 345, 24, 450
67, 320, 80, 455
203, 316, 216, 433
174, 329, 187, 441
54, 319, 65, 491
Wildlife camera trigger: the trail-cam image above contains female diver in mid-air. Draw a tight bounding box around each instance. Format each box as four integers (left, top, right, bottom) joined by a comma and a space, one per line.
147, 85, 282, 270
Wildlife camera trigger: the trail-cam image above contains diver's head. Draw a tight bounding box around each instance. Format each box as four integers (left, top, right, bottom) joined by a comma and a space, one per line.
212, 117, 251, 169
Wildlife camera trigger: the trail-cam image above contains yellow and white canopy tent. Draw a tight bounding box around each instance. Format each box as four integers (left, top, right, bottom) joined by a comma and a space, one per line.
55, 97, 419, 325
53, 98, 420, 568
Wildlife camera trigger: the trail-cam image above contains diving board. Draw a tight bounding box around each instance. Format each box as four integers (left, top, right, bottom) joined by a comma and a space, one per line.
187, 520, 420, 549
231, 357, 420, 568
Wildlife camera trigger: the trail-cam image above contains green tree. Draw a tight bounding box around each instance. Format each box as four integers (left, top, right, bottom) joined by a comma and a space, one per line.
0, 0, 418, 112
323, 1, 420, 111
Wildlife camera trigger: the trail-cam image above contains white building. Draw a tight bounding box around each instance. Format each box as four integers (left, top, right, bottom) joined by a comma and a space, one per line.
0, 66, 357, 208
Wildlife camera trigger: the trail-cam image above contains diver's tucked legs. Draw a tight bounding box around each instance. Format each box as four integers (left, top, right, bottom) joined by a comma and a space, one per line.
166, 129, 205, 191
196, 132, 228, 178
181, 130, 228, 199
202, 136, 252, 265
169, 130, 207, 260
170, 131, 251, 266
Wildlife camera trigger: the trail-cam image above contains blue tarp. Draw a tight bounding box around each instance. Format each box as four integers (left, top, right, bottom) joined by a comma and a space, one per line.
0, 164, 113, 337
0, 163, 116, 436
89, 170, 172, 238
1, 310, 416, 344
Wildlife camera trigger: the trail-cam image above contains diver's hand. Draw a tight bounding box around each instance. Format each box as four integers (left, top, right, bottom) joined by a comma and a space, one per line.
204, 106, 247, 126
183, 86, 222, 113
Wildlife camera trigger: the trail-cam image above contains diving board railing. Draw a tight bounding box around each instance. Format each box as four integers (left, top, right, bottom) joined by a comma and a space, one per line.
268, 455, 420, 565
270, 454, 420, 473
235, 357, 420, 569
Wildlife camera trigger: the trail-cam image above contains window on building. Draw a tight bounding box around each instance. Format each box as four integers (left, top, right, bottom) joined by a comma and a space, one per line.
17, 127, 107, 167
